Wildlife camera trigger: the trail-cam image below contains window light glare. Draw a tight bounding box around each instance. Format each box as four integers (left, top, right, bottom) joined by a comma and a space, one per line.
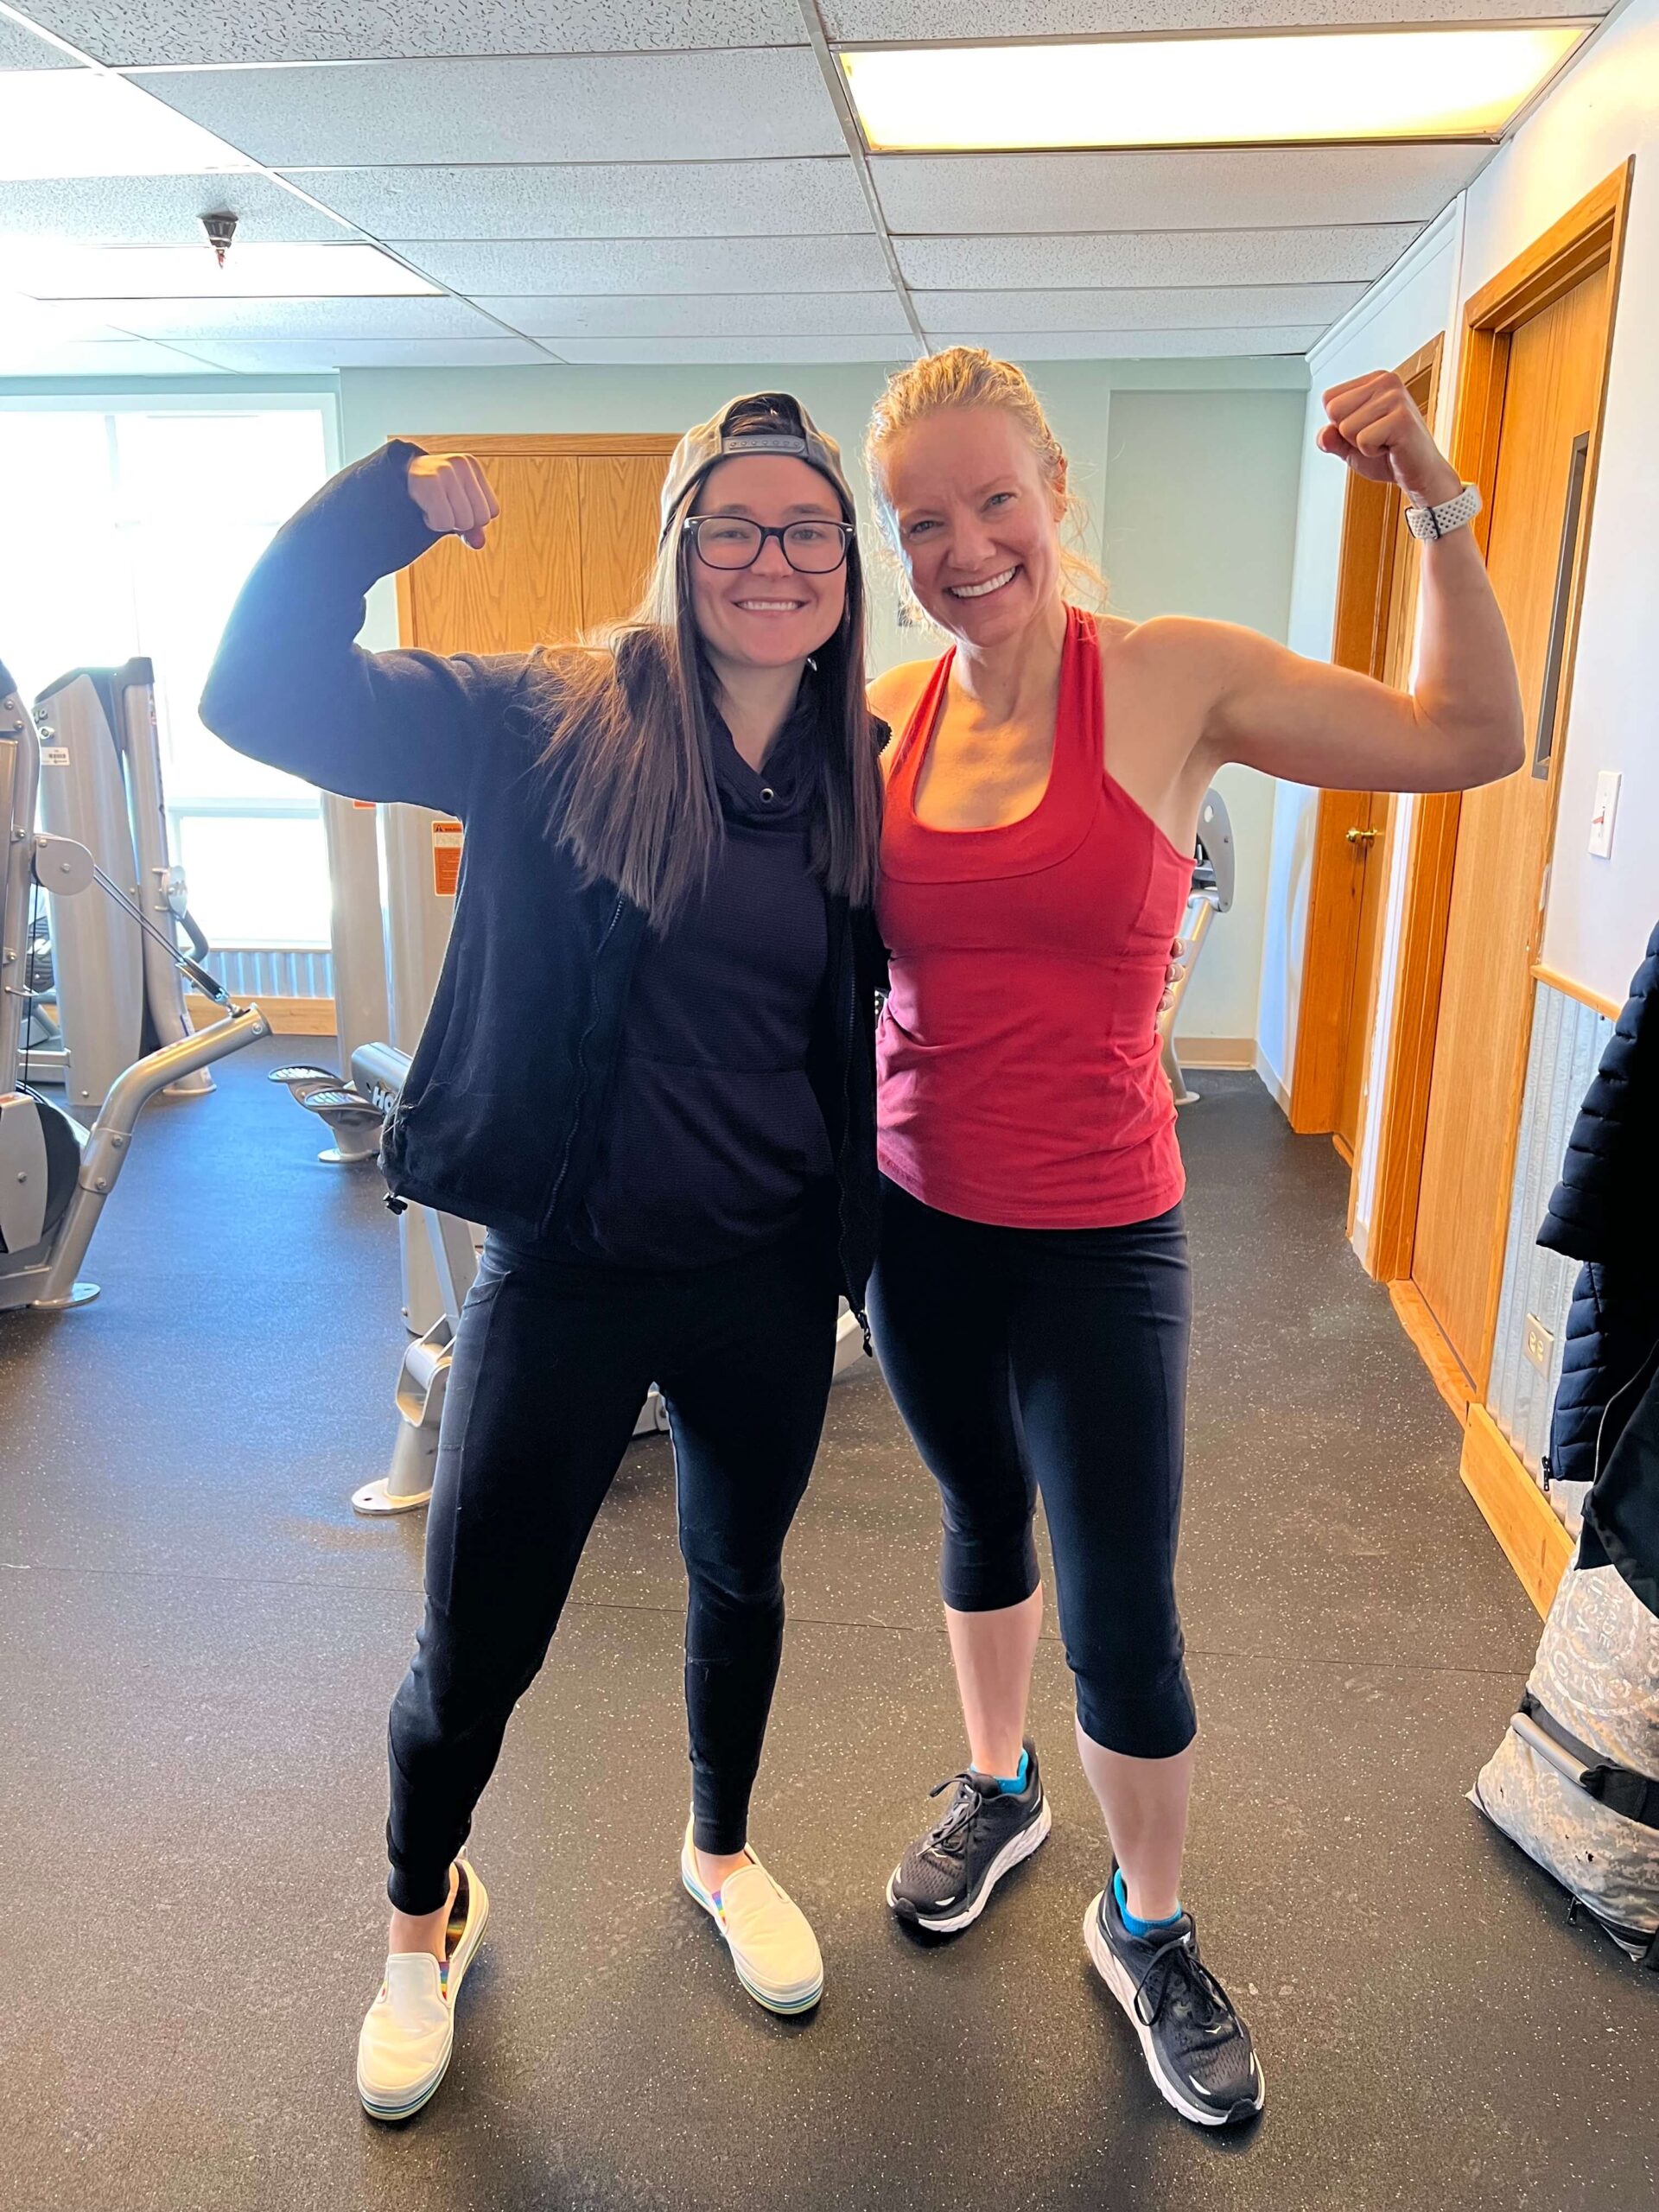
0, 67, 257, 180
841, 27, 1590, 152
4, 242, 439, 301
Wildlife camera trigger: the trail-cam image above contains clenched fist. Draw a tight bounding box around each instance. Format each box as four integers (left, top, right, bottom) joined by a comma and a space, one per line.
407, 452, 499, 550
1316, 371, 1461, 509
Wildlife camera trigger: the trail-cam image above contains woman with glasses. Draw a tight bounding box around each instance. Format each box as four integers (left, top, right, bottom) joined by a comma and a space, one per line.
201, 392, 884, 2119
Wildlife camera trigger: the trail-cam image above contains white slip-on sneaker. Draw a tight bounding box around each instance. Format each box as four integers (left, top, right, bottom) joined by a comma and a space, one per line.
680, 1821, 823, 2016
357, 1859, 489, 2122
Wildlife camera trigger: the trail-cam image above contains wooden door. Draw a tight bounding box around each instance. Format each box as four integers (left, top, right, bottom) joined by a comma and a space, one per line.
577, 454, 671, 631
1410, 265, 1611, 1386
394, 434, 676, 658
400, 453, 584, 654
1290, 341, 1436, 1155
1334, 792, 1389, 1157
1334, 505, 1421, 1155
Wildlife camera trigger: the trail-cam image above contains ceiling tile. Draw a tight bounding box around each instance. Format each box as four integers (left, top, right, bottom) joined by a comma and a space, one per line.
912, 283, 1365, 331
130, 50, 844, 169
0, 295, 137, 342
284, 160, 874, 240
927, 326, 1325, 358
0, 333, 213, 373
13, 0, 803, 67
88, 293, 502, 339
0, 172, 353, 245
0, 16, 77, 65
897, 224, 1423, 290
873, 144, 1492, 232
826, 0, 1601, 30
165, 336, 557, 369
388, 235, 894, 296
547, 335, 924, 364
479, 291, 910, 338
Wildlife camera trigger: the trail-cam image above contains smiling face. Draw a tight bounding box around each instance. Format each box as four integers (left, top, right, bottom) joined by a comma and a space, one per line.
684, 454, 849, 676
878, 405, 1067, 648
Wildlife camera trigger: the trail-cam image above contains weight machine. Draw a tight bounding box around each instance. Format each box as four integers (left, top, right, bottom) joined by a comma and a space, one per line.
0, 660, 266, 1313
25, 659, 216, 1116
1158, 785, 1236, 1109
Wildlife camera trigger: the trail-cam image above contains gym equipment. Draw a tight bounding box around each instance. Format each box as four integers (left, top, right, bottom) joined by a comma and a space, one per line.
26, 660, 215, 1116
312, 1038, 870, 1517
267, 1059, 385, 1163
312, 1042, 664, 1517
1157, 785, 1235, 1109
1, 660, 268, 1312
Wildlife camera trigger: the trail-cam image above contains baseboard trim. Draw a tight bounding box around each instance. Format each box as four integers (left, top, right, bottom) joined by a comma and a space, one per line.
188, 993, 335, 1038
1176, 1035, 1255, 1070
1254, 1045, 1290, 1114
1459, 1404, 1573, 1617
1388, 1279, 1473, 1426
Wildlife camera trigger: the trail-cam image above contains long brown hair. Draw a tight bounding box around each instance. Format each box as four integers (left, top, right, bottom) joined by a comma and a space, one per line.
529, 445, 882, 933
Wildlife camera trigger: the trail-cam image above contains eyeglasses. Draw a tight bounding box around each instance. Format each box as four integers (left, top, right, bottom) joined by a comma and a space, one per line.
683, 514, 855, 575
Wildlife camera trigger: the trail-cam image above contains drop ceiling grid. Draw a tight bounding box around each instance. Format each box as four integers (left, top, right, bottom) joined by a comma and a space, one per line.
0, 0, 1607, 371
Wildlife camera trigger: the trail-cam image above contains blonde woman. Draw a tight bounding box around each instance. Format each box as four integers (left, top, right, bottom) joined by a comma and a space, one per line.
862, 348, 1522, 2126
202, 394, 885, 2116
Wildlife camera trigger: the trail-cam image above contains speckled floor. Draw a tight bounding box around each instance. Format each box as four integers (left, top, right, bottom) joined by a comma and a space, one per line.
1, 1041, 1652, 2212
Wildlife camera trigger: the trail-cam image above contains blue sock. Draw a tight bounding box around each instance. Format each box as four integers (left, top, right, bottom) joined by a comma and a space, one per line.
1114, 1866, 1183, 1937
972, 1747, 1029, 1794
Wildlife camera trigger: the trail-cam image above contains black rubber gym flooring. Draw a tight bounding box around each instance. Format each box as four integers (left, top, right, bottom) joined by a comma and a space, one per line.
1, 1038, 1652, 2212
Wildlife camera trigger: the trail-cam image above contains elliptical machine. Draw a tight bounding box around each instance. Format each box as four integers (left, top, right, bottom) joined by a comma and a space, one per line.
0, 661, 268, 1312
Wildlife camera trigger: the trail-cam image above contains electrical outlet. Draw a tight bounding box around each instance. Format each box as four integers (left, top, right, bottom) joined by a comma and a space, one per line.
1524, 1313, 1554, 1373
1589, 770, 1620, 858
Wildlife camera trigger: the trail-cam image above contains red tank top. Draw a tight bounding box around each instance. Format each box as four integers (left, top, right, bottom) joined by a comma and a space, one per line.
876, 605, 1192, 1230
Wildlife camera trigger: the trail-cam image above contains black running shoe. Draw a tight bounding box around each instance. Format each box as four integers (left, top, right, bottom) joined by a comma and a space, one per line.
886, 1741, 1051, 1933
1084, 1864, 1264, 2126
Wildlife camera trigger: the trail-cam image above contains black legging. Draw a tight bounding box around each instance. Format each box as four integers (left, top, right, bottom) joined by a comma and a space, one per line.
868, 1177, 1196, 1760
385, 1221, 839, 1915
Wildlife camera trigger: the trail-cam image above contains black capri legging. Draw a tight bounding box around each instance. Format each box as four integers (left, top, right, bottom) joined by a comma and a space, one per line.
868, 1176, 1196, 1760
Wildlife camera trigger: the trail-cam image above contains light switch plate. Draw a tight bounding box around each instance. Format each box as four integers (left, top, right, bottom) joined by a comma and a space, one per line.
1524, 1313, 1554, 1373
1589, 769, 1620, 857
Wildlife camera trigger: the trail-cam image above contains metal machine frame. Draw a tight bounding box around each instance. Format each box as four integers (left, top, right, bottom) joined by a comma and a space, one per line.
1, 661, 268, 1312
1158, 785, 1236, 1109
26, 659, 214, 1115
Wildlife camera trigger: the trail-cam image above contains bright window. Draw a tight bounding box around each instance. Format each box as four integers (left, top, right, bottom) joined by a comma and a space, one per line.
0, 403, 332, 948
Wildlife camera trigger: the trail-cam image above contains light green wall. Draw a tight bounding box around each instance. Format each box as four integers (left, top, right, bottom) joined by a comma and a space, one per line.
2, 353, 1310, 1045
335, 354, 1306, 684
1101, 386, 1307, 1050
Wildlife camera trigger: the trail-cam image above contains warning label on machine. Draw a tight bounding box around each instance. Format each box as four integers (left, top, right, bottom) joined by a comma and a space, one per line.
432, 819, 464, 898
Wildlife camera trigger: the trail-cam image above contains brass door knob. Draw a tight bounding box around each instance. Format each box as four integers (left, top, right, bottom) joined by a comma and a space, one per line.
1345, 826, 1380, 846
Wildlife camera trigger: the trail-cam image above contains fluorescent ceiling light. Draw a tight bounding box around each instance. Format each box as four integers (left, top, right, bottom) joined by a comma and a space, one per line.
0, 67, 257, 179
841, 27, 1591, 151
4, 240, 439, 299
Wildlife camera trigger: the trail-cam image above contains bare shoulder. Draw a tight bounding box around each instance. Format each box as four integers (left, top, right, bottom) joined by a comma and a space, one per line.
868, 656, 936, 718
868, 656, 936, 770
1110, 611, 1281, 679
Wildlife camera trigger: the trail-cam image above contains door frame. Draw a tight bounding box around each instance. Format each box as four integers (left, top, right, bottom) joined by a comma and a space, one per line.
1289, 336, 1442, 1147
1365, 162, 1634, 1319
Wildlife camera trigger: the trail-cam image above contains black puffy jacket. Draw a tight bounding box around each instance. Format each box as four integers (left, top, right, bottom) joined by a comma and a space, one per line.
1537, 918, 1659, 1609
200, 440, 887, 1315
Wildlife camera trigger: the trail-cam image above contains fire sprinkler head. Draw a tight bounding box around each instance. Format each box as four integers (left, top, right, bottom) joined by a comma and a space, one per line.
200, 212, 238, 270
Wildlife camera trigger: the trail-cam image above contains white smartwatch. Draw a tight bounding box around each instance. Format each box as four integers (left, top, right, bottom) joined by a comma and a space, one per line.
1404, 481, 1482, 542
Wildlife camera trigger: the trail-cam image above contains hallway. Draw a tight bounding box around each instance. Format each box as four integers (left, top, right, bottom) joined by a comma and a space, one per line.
1, 1044, 1650, 2211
